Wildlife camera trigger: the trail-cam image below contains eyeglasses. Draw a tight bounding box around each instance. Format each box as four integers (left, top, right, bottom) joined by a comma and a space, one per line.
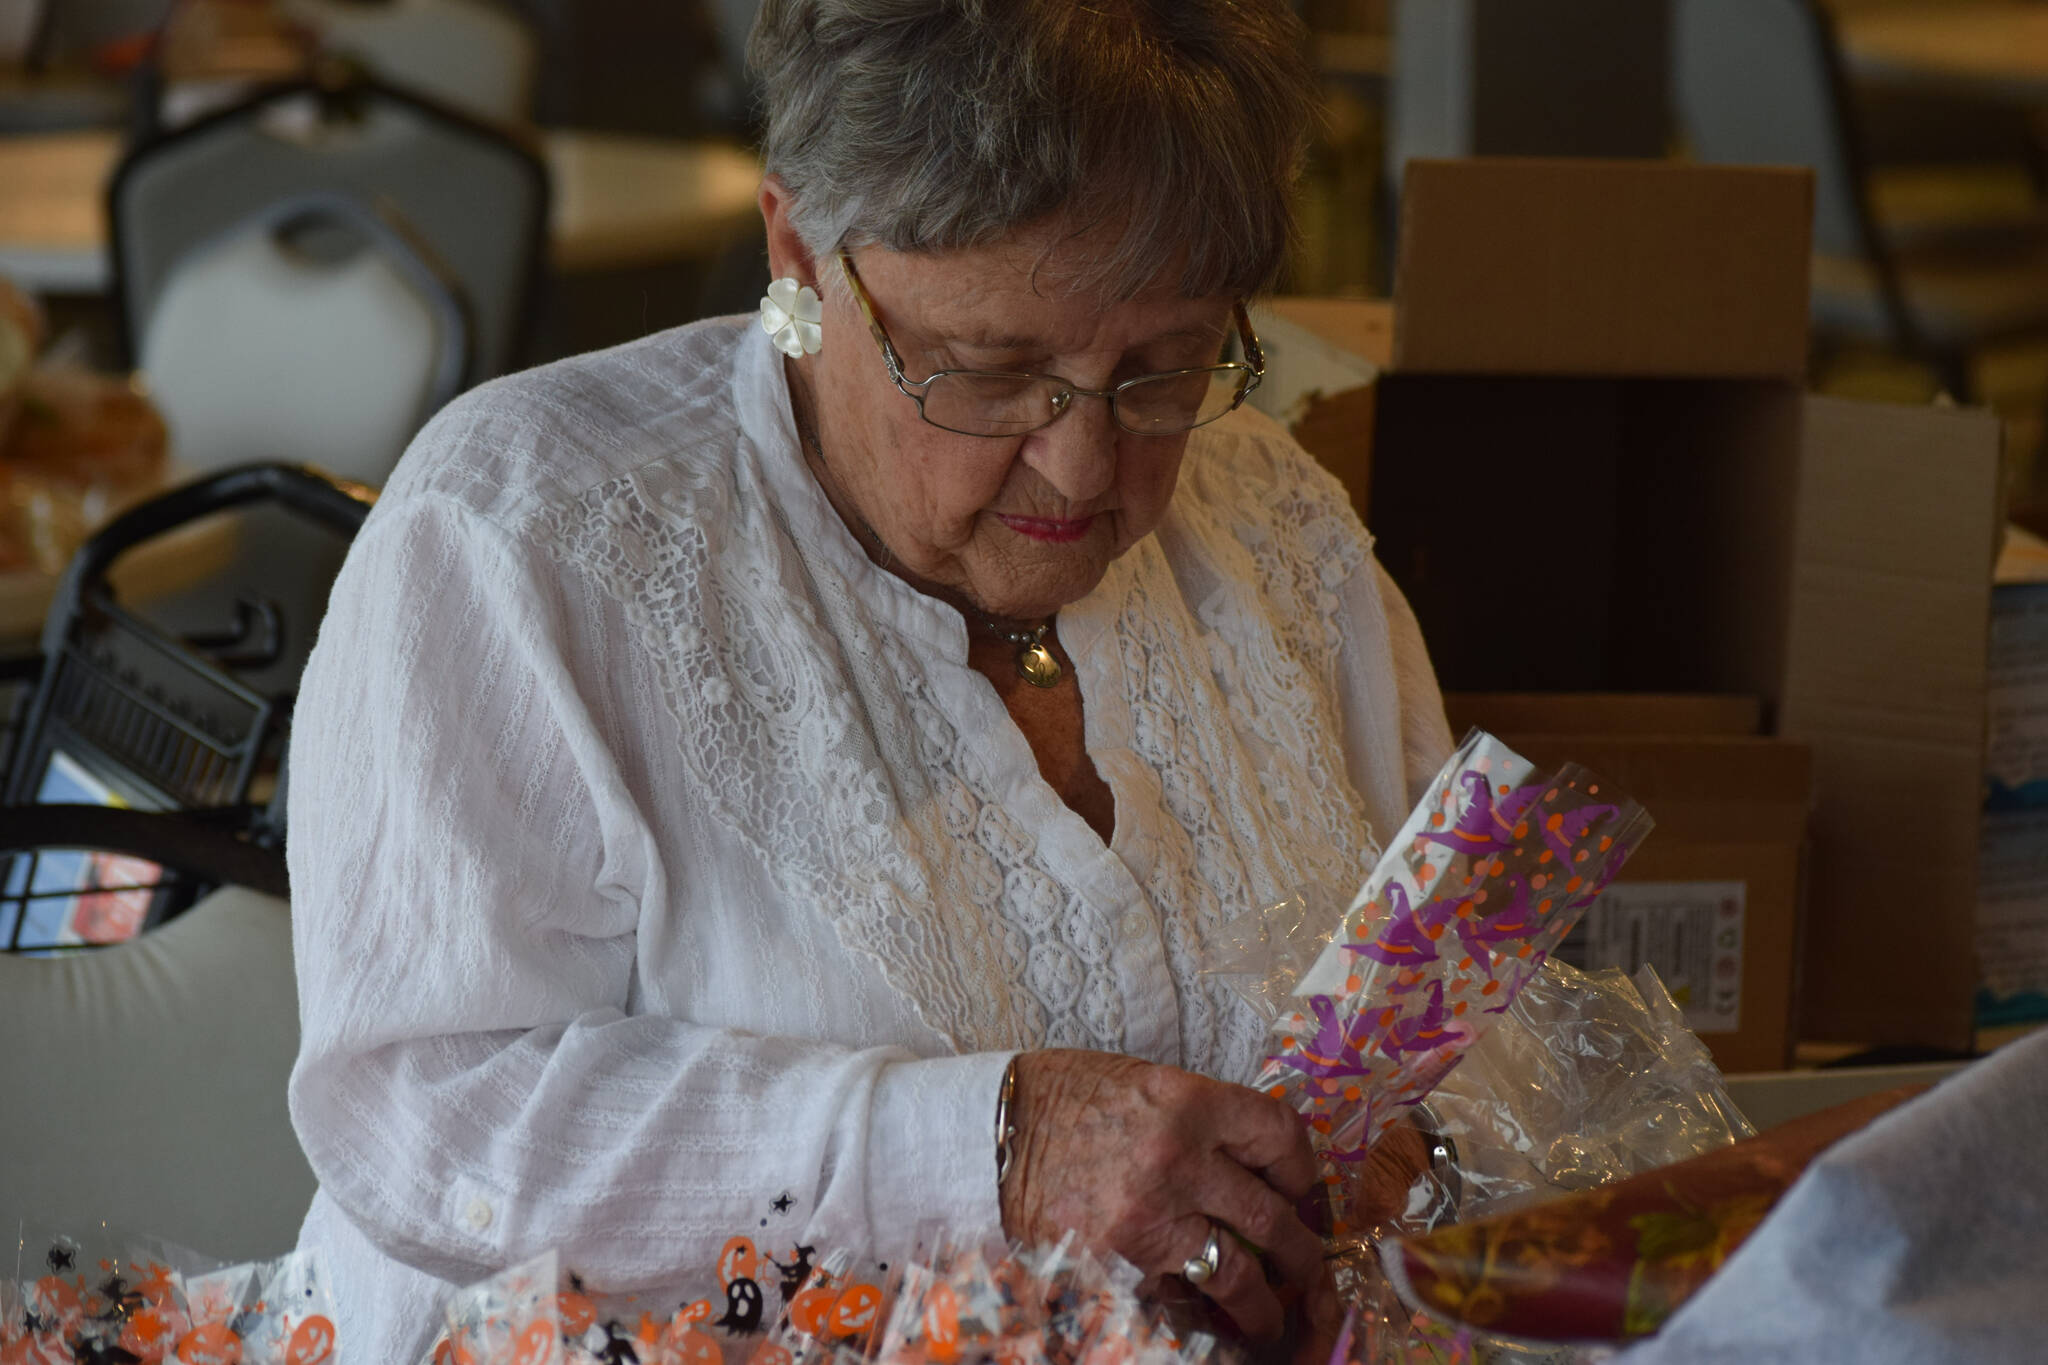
836, 250, 1265, 439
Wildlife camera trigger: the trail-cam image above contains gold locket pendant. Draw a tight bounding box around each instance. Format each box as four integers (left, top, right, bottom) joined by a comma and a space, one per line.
1016, 635, 1062, 688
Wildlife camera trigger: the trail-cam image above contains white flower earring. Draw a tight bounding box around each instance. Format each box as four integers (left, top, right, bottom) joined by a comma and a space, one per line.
759, 277, 823, 358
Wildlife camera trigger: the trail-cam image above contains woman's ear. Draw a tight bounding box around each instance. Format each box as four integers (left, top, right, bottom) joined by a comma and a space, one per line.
758, 175, 820, 287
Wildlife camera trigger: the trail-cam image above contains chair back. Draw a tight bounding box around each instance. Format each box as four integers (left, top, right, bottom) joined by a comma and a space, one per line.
111, 75, 548, 385
1670, 0, 1873, 260
138, 193, 469, 484
2, 464, 374, 832
0, 880, 312, 1260
279, 0, 538, 128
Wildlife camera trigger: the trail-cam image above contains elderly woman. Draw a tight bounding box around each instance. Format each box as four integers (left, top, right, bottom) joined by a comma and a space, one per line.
286, 2, 1452, 1361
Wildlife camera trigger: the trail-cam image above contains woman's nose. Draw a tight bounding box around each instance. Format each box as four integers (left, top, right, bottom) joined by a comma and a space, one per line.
1020, 396, 1118, 504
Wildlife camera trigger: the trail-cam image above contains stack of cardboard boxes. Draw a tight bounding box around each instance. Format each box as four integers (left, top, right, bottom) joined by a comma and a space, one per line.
1258, 158, 2005, 1072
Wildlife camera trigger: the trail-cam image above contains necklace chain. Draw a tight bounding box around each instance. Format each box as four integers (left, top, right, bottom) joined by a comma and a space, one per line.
979, 617, 1048, 648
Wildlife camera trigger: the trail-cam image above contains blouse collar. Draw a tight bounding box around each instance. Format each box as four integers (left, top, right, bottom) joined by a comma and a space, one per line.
731, 320, 970, 657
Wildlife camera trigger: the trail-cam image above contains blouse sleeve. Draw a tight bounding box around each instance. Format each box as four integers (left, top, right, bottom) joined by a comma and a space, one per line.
286, 492, 1010, 1292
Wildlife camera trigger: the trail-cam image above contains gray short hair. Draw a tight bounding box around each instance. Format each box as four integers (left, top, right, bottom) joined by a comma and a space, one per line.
747, 0, 1318, 300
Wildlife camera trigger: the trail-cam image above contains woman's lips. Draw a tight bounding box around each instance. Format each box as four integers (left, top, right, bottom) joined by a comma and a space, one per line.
996, 513, 1097, 543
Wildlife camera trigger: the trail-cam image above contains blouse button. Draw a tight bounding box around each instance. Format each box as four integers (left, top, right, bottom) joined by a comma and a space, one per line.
463, 1198, 495, 1233
1119, 909, 1151, 940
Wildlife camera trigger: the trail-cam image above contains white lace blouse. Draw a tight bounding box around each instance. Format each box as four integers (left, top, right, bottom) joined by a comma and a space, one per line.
286, 316, 1452, 1364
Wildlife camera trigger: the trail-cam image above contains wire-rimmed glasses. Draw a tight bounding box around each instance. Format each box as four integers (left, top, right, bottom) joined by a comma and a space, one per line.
836, 251, 1265, 438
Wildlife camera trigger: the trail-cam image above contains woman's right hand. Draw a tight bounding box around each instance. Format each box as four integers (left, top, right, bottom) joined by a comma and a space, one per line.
997, 1049, 1339, 1361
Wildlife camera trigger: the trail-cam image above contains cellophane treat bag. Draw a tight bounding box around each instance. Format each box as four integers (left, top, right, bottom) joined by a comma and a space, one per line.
4, 1221, 337, 1365
429, 1235, 1223, 1365
434, 1234, 900, 1365
1252, 730, 1653, 1236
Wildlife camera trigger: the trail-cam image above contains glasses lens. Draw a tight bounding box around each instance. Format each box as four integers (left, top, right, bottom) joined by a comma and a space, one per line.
922, 372, 1065, 436
1114, 368, 1254, 435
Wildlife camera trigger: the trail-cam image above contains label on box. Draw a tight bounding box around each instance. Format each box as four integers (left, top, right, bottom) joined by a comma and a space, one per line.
1978, 809, 2048, 1001
1557, 881, 1746, 1034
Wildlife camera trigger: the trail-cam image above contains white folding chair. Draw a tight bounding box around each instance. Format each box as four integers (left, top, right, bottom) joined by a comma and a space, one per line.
0, 806, 310, 1262
113, 75, 548, 385
137, 193, 469, 485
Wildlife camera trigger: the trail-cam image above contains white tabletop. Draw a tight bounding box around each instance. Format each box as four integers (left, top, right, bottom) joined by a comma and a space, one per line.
0, 127, 763, 295
1839, 3, 2048, 104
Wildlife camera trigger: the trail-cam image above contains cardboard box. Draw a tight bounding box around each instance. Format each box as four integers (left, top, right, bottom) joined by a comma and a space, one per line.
1279, 159, 2005, 1050
1721, 1060, 1969, 1132
1445, 693, 1812, 1073
1445, 692, 1761, 738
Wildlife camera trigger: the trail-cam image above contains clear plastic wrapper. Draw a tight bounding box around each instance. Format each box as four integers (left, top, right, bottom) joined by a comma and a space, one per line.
436, 1237, 897, 1365
433, 1238, 1222, 1365
1199, 895, 1332, 1025
186, 1253, 341, 1365
1241, 731, 1655, 1230
1202, 732, 1777, 1364
4, 1222, 334, 1365
1324, 965, 1755, 1364
435, 1250, 569, 1365
1374, 1081, 1921, 1351
1409, 964, 1755, 1227
761, 1244, 891, 1365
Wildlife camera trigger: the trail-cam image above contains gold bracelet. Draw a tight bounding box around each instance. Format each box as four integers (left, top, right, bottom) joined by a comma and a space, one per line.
993, 1055, 1019, 1185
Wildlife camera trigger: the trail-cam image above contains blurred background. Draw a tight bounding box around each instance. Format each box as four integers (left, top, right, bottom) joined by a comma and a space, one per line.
5, 0, 2045, 532
3, 0, 2046, 1267
3, 0, 2047, 983
3, 2, 2045, 451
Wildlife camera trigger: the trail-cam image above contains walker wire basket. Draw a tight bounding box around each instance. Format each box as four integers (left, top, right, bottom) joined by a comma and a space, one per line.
1, 463, 372, 953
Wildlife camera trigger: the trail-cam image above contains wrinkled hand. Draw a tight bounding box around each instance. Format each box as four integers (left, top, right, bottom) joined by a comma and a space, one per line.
998, 1050, 1339, 1361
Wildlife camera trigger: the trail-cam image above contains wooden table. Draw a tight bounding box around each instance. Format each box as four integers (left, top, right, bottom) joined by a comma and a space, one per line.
0, 128, 111, 293
545, 131, 760, 273
0, 127, 762, 294
1838, 3, 2048, 105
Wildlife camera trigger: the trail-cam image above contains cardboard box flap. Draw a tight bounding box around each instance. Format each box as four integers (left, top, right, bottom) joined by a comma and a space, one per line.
1393, 159, 1814, 378
1260, 298, 1393, 374
1995, 523, 2048, 584
1783, 396, 2002, 745
1780, 394, 2003, 1048
1247, 302, 1384, 427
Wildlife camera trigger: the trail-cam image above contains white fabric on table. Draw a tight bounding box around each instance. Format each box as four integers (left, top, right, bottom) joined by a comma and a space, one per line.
286, 316, 1452, 1364
1618, 1027, 2048, 1364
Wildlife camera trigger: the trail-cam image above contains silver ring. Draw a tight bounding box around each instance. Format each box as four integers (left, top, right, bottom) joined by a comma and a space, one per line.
1180, 1225, 1223, 1285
